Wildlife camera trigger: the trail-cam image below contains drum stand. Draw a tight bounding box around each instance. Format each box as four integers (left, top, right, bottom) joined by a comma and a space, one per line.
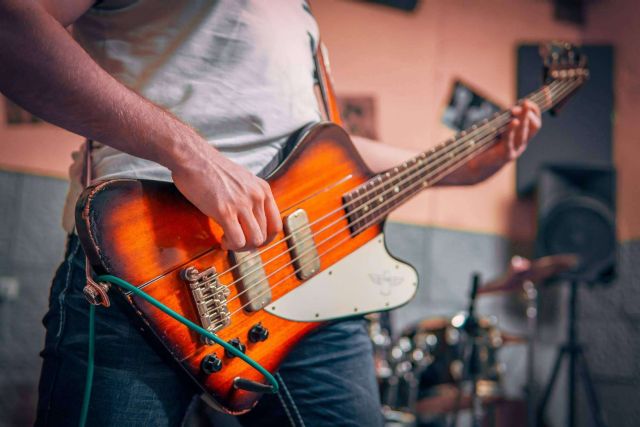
523, 280, 537, 427
449, 274, 483, 427
536, 281, 607, 427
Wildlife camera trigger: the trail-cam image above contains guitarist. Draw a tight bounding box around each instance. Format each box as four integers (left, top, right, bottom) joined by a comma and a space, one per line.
0, 0, 540, 426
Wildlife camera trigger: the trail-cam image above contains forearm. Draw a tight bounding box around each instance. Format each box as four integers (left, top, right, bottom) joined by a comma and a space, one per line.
351, 135, 417, 173
436, 155, 503, 186
0, 0, 206, 171
351, 135, 489, 186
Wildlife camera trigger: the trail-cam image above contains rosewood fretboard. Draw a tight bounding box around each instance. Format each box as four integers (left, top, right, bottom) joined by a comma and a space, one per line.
343, 73, 587, 234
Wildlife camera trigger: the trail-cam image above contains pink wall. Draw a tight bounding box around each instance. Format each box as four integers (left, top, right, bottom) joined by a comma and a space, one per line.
0, 0, 637, 240
314, 0, 612, 240
584, 0, 640, 242
0, 101, 82, 178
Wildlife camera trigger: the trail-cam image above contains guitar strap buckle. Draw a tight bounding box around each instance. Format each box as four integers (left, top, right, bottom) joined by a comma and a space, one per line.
83, 259, 111, 307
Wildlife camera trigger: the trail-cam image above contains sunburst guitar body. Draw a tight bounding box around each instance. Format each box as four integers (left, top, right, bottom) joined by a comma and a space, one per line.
75, 43, 588, 414
76, 123, 418, 414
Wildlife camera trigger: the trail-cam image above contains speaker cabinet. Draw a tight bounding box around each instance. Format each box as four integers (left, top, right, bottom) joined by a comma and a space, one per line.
536, 165, 616, 283
517, 45, 613, 196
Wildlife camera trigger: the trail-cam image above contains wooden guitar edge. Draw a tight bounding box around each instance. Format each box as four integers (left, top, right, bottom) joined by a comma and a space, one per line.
74, 180, 250, 413
75, 179, 129, 274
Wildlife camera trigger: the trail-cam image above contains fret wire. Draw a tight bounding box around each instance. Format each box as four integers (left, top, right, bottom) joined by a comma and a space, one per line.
382, 79, 578, 214
216, 115, 529, 320
134, 79, 579, 297
367, 78, 575, 217
207, 76, 584, 311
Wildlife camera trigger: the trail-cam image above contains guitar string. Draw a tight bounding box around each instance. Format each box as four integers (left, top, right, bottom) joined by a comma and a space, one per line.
184, 79, 575, 306
205, 77, 584, 323
188, 78, 580, 319
144, 77, 575, 315
218, 120, 520, 320
195, 102, 531, 309
207, 77, 584, 322
186, 79, 578, 315
185, 79, 569, 287
194, 79, 569, 287
218, 105, 571, 322
189, 79, 571, 304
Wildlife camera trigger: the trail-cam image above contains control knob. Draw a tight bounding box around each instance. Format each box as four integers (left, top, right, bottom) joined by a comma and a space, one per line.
248, 323, 270, 343
200, 354, 222, 374
225, 338, 246, 358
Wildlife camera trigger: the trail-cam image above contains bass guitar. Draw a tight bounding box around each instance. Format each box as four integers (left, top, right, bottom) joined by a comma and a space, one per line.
75, 44, 588, 413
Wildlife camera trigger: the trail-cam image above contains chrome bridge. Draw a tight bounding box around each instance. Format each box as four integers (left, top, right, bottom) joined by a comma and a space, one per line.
182, 266, 230, 343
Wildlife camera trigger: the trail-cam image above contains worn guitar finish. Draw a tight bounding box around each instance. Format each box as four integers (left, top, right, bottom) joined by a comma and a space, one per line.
75, 44, 588, 413
76, 124, 412, 413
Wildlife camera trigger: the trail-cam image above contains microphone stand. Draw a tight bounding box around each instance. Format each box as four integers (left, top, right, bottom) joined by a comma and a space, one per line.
449, 273, 482, 427
523, 280, 538, 427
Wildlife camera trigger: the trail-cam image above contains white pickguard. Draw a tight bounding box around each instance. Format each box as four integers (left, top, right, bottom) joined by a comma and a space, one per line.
264, 234, 418, 321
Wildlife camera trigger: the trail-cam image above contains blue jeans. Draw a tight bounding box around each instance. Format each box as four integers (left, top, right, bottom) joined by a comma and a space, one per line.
36, 235, 383, 427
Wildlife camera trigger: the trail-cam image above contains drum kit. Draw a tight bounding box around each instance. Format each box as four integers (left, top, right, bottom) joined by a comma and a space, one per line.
370, 254, 578, 427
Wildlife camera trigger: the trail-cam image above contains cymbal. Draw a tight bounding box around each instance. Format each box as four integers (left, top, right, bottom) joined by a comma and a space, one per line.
478, 254, 579, 295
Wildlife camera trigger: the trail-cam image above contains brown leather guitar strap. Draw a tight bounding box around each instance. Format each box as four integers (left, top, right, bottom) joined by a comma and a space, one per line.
81, 139, 111, 307
314, 40, 343, 126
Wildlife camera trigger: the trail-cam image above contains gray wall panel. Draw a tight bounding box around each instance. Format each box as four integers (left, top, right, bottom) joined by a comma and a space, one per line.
0, 170, 69, 427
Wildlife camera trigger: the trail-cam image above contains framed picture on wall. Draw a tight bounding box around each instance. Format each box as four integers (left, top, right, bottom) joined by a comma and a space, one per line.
441, 79, 503, 131
4, 97, 41, 125
336, 95, 379, 140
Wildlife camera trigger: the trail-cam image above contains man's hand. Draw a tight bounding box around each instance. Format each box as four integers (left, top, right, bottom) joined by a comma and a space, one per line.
171, 146, 283, 251
442, 100, 542, 185
493, 100, 542, 162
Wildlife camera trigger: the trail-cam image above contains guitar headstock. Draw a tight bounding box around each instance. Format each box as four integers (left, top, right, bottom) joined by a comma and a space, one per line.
540, 42, 589, 115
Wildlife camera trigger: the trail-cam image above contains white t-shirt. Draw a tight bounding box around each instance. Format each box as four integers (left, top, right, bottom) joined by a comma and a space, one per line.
62, 0, 322, 232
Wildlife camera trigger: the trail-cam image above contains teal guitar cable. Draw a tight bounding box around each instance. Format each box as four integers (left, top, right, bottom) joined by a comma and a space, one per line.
79, 274, 279, 427
79, 304, 95, 427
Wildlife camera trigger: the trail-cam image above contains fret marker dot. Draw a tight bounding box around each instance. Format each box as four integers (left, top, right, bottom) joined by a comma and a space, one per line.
378, 196, 384, 202
363, 205, 369, 212
394, 186, 400, 193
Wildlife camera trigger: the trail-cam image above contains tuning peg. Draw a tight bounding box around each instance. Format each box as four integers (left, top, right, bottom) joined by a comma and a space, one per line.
579, 54, 588, 68
540, 44, 551, 65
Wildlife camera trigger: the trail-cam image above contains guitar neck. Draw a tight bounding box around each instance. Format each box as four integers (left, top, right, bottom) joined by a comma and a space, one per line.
344, 77, 585, 228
